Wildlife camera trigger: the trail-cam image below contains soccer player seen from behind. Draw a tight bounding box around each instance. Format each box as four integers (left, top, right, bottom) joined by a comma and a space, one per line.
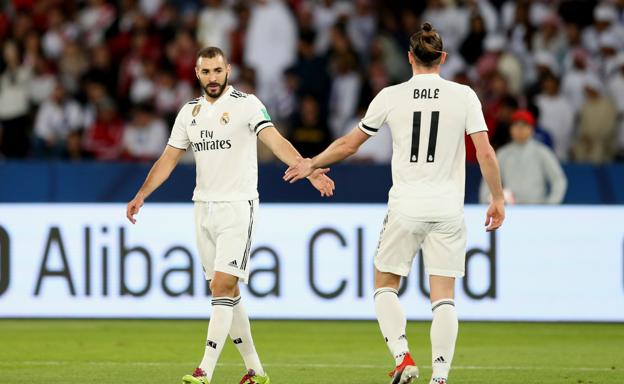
126, 47, 334, 384
284, 23, 505, 384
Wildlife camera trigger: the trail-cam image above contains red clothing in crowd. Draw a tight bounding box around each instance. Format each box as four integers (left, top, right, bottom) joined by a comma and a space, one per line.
83, 116, 124, 160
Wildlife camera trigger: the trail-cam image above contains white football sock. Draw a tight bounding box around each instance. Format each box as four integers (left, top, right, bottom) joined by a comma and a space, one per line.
199, 297, 235, 380
430, 299, 458, 383
374, 287, 410, 365
229, 295, 265, 375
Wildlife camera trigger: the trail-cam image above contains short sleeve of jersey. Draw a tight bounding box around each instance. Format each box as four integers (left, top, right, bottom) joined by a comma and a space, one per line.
167, 106, 191, 150
359, 89, 389, 136
247, 95, 273, 135
465, 87, 488, 135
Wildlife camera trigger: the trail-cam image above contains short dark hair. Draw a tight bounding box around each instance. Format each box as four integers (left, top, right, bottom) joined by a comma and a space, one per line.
196, 46, 227, 63
409, 22, 444, 67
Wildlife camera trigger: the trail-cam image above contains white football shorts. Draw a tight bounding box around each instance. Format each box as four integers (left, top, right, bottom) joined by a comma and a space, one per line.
194, 200, 258, 284
374, 210, 467, 278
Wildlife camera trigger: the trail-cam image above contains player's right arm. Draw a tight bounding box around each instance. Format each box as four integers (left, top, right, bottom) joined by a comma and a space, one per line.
471, 131, 505, 231
127, 103, 191, 224
126, 145, 185, 224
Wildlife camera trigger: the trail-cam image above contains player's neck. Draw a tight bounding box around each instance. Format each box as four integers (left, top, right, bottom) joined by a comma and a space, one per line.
412, 66, 440, 76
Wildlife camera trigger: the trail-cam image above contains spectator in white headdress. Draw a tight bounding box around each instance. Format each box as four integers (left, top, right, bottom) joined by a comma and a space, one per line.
597, 31, 622, 78
607, 54, 624, 160
582, 3, 624, 55
196, 0, 237, 58
535, 72, 575, 160
572, 74, 618, 163
244, 0, 297, 111
476, 34, 523, 96
562, 49, 592, 111
532, 12, 567, 64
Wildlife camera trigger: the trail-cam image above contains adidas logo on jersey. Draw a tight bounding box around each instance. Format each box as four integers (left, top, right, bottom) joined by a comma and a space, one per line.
191, 119, 197, 126
230, 89, 247, 98
228, 260, 238, 267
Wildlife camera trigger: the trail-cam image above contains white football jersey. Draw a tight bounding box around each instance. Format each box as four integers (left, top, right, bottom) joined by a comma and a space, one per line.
359, 74, 487, 220
167, 86, 273, 202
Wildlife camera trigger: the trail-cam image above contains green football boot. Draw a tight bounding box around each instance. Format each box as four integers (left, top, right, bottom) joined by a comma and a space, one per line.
182, 368, 210, 384
239, 369, 270, 384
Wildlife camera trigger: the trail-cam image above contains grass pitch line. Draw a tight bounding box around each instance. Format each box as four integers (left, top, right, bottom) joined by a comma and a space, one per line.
0, 361, 618, 372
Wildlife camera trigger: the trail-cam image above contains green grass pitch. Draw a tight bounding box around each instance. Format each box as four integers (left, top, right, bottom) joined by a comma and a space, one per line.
0, 320, 622, 383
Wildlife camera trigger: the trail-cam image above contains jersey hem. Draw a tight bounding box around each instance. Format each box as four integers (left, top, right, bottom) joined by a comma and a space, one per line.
387, 204, 464, 222
193, 197, 260, 203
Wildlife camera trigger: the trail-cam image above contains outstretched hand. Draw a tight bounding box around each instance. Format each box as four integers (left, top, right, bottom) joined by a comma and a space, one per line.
283, 158, 315, 183
126, 195, 144, 224
307, 168, 335, 197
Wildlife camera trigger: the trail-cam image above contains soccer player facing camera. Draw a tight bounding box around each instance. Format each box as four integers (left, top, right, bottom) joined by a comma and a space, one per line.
126, 47, 334, 384
284, 23, 505, 384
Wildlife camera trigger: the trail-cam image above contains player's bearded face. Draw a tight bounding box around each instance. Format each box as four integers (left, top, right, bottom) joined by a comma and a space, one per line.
203, 73, 228, 98
196, 56, 230, 99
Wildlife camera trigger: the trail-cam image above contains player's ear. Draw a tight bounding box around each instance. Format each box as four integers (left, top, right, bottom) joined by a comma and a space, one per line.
407, 51, 414, 66
440, 51, 447, 65
227, 63, 232, 76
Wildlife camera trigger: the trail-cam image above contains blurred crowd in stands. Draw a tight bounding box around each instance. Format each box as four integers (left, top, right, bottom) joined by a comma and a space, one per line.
0, 0, 623, 164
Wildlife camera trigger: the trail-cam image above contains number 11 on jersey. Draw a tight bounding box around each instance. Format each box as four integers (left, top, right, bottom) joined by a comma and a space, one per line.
410, 111, 440, 163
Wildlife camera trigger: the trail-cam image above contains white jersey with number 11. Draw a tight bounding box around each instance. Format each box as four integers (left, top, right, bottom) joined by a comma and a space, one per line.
359, 74, 488, 220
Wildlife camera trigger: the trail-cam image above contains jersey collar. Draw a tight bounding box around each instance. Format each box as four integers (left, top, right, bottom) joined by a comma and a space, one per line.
202, 85, 234, 105
411, 73, 441, 80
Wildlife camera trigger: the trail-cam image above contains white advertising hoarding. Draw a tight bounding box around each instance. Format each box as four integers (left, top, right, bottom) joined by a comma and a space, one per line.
0, 204, 622, 321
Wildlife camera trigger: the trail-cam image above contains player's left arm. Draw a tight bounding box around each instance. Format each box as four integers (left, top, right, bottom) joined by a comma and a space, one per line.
283, 127, 370, 183
258, 126, 335, 196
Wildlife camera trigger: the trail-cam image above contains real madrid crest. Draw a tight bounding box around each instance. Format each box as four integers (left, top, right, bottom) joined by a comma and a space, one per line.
192, 104, 201, 117
220, 112, 230, 125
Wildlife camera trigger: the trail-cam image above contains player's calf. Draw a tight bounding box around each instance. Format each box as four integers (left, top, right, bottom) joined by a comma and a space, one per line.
430, 298, 458, 384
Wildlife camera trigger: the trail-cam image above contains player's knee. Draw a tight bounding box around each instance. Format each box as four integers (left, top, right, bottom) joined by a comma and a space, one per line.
429, 275, 455, 302
430, 286, 454, 302
210, 278, 237, 297
374, 269, 401, 290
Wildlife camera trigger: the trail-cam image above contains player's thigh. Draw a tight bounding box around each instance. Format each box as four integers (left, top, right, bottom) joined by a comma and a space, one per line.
214, 200, 257, 284
374, 211, 428, 277
422, 216, 466, 278
194, 202, 217, 280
